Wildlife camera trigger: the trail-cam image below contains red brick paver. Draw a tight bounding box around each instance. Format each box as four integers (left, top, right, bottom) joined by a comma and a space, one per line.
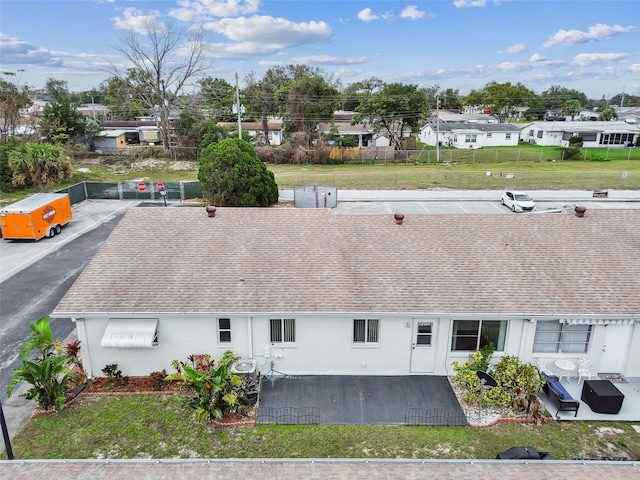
2, 459, 640, 480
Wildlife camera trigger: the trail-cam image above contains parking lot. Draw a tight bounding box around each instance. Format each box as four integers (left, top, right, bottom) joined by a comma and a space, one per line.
332, 199, 640, 215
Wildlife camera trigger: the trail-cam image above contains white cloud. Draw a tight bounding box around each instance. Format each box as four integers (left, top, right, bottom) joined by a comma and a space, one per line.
453, 0, 488, 8
400, 6, 428, 20
501, 43, 527, 54
170, 0, 261, 22
543, 23, 636, 48
572, 52, 629, 67
112, 8, 162, 34
529, 53, 546, 63
289, 55, 368, 66
357, 8, 392, 22
0, 33, 63, 66
202, 15, 331, 46
628, 64, 640, 72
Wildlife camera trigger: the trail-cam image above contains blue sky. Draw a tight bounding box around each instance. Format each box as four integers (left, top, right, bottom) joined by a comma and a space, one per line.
1, 0, 638, 99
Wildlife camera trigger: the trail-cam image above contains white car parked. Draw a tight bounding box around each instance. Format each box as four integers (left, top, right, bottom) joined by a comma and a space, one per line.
501, 191, 536, 212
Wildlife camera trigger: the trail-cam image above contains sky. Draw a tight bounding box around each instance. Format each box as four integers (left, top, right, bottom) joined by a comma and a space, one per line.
1, 0, 638, 100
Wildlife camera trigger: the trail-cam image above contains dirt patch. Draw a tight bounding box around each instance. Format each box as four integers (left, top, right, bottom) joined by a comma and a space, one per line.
82, 376, 180, 394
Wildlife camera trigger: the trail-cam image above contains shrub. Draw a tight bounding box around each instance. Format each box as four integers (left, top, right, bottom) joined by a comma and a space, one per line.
167, 351, 245, 423
102, 364, 124, 385
149, 370, 168, 391
7, 317, 77, 411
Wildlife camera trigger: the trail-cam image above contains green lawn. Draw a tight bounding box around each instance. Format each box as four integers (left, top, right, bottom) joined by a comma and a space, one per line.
6, 393, 639, 460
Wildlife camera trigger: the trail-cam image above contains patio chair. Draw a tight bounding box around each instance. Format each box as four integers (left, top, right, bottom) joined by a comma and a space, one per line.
576, 357, 592, 385
537, 358, 553, 376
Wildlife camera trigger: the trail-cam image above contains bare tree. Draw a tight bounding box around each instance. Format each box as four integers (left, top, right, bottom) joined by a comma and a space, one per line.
109, 20, 208, 151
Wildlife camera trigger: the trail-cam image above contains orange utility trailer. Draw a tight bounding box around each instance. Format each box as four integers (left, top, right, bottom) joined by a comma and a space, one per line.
0, 193, 72, 241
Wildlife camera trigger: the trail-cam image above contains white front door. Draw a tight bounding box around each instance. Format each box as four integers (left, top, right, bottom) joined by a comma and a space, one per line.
410, 319, 437, 373
599, 324, 631, 373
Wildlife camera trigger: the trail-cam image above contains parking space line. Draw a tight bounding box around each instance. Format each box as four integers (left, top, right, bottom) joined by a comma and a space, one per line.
383, 202, 392, 213
490, 203, 507, 213
419, 202, 431, 214
454, 202, 468, 213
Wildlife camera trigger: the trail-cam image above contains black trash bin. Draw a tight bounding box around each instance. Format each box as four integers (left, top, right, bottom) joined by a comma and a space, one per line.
496, 446, 553, 460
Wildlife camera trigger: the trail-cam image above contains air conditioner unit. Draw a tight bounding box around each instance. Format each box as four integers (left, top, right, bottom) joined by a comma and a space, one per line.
230, 359, 257, 382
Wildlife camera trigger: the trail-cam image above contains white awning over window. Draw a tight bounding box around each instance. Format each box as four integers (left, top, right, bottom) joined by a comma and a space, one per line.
559, 318, 636, 326
101, 318, 158, 348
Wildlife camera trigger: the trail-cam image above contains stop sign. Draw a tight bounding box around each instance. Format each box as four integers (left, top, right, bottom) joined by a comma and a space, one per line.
156, 182, 165, 191
137, 182, 147, 192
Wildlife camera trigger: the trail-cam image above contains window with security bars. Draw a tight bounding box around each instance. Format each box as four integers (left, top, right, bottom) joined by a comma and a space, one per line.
353, 319, 379, 344
533, 321, 591, 353
270, 318, 295, 343
218, 318, 231, 343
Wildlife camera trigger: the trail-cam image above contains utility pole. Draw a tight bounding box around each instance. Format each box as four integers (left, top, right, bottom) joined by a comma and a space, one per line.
436, 95, 440, 162
235, 73, 242, 139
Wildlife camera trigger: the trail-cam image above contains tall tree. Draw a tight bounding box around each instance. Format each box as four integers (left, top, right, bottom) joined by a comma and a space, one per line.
243, 65, 324, 146
0, 71, 32, 135
198, 77, 236, 121
110, 19, 208, 150
439, 88, 462, 110
562, 99, 582, 121
279, 74, 340, 147
463, 81, 537, 122
41, 96, 86, 143
45, 78, 69, 100
352, 82, 430, 149
339, 77, 384, 111
198, 137, 278, 207
8, 143, 73, 192
102, 75, 149, 119
540, 85, 590, 110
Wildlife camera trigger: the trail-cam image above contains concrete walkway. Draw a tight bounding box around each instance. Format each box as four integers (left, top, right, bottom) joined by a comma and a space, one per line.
3, 458, 640, 479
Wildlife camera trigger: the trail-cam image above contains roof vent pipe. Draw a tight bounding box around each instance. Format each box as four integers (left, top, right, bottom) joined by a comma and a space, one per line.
206, 205, 217, 217
394, 213, 405, 225
574, 206, 587, 218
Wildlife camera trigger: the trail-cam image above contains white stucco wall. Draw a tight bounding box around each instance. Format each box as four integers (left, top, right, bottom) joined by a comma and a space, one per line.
75, 314, 638, 379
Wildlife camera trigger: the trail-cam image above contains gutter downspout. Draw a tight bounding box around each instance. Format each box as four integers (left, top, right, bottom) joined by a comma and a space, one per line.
72, 318, 93, 379
247, 316, 253, 360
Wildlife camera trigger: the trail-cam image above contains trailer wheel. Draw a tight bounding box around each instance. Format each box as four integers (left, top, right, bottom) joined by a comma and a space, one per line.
55, 224, 62, 235
48, 227, 56, 238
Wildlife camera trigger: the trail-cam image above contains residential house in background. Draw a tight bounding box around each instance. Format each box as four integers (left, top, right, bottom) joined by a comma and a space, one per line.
93, 130, 128, 152
520, 121, 639, 147
217, 121, 283, 146
52, 207, 640, 381
418, 122, 521, 149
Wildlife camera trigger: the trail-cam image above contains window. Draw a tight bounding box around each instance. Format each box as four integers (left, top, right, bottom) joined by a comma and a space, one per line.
353, 318, 379, 344
270, 318, 295, 343
599, 133, 634, 145
451, 320, 506, 351
416, 322, 432, 345
464, 134, 477, 143
505, 133, 511, 140
218, 318, 231, 343
537, 130, 543, 138
533, 321, 591, 353
486, 133, 492, 138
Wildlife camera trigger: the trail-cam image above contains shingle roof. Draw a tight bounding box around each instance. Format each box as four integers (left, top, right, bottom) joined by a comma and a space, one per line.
434, 123, 522, 133
53, 207, 640, 316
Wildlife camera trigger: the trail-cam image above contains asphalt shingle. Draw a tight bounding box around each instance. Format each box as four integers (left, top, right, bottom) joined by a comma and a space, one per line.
52, 207, 640, 316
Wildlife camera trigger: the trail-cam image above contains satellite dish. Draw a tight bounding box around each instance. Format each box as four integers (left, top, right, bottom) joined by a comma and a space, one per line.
476, 370, 498, 388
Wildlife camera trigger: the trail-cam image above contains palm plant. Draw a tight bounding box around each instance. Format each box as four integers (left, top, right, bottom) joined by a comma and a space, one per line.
167, 351, 244, 423
7, 317, 76, 411
7, 142, 73, 192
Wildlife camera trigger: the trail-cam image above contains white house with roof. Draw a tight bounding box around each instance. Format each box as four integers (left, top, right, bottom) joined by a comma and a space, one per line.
418, 122, 521, 148
520, 121, 639, 148
51, 207, 640, 381
217, 121, 283, 146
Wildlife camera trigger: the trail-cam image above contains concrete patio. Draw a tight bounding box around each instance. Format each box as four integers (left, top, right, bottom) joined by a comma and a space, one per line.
539, 376, 640, 421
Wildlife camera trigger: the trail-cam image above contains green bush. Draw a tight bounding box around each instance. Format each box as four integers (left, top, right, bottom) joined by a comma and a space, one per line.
167, 351, 245, 423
